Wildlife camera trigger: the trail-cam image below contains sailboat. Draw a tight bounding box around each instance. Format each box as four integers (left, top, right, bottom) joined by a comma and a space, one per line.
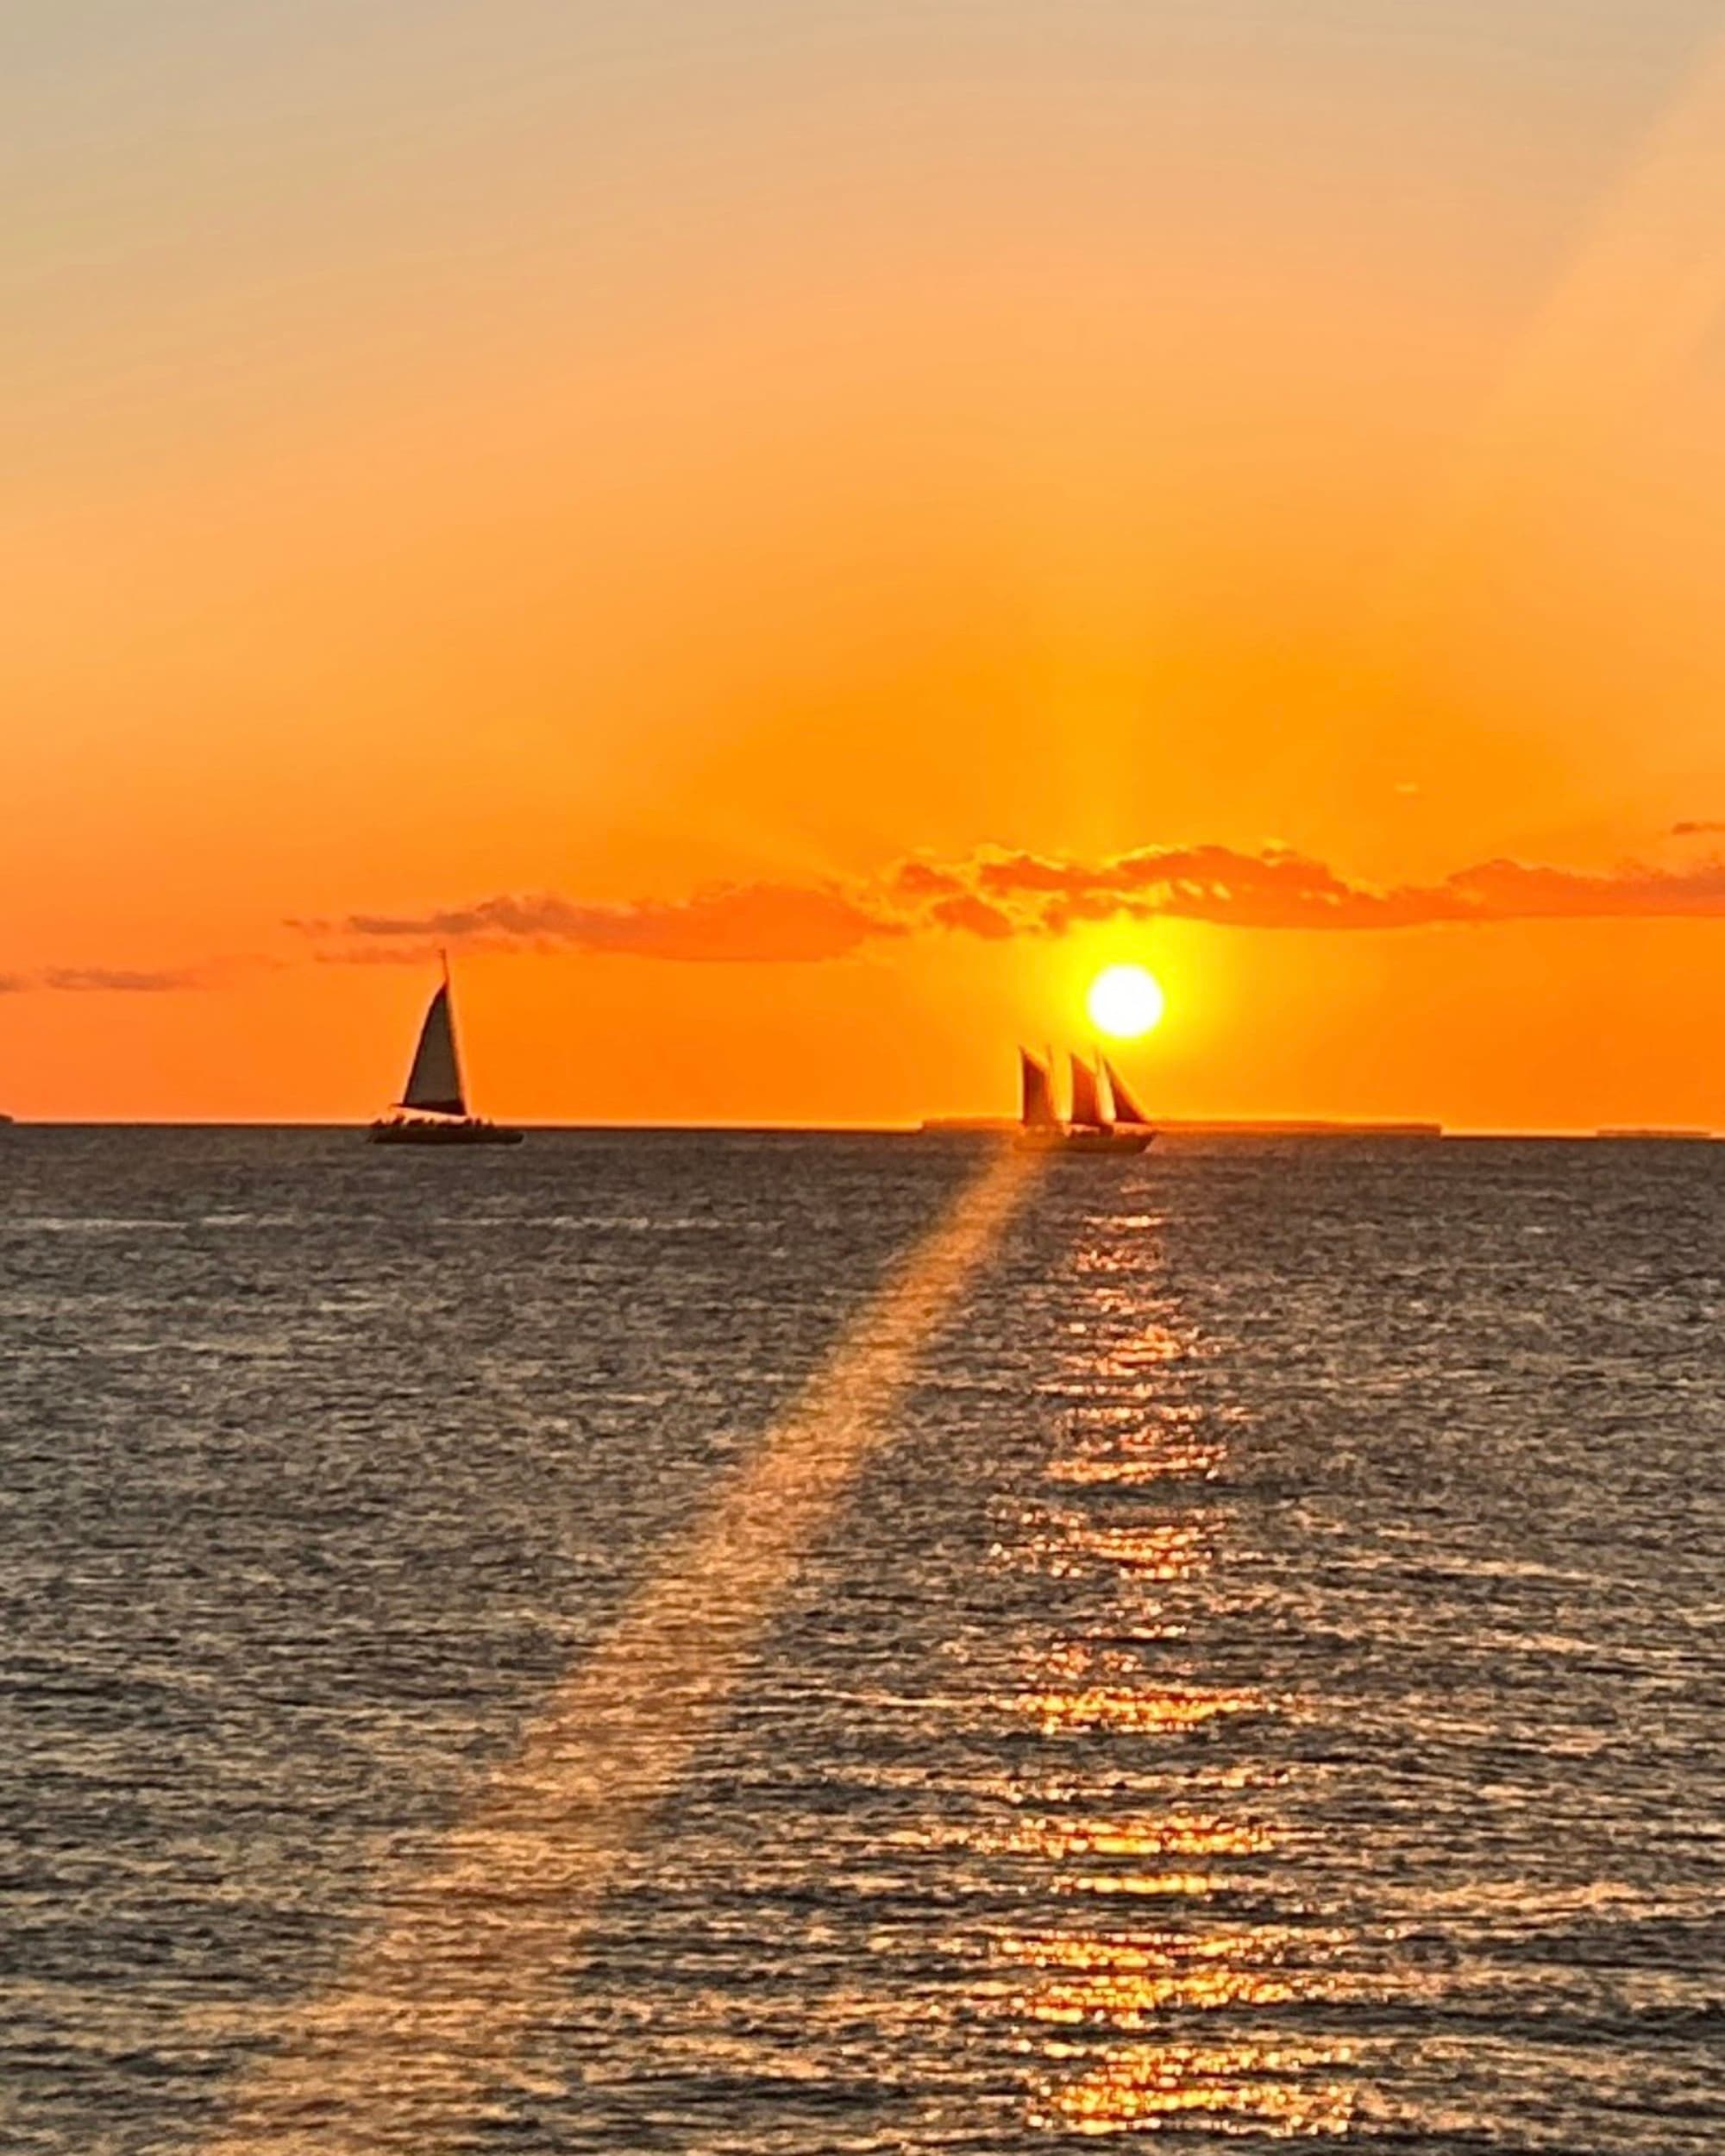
1013, 1047, 1154, 1155
368, 958, 523, 1146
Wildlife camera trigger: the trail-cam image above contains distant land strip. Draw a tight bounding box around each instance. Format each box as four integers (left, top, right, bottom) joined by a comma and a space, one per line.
919, 1116, 1447, 1139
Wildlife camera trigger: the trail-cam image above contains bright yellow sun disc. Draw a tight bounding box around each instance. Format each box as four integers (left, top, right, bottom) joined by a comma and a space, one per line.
1088, 964, 1165, 1040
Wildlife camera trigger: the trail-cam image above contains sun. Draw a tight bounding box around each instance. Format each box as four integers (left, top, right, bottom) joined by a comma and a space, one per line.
1087, 963, 1165, 1040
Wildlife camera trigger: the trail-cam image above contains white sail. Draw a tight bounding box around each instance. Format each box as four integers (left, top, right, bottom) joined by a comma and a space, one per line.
400, 983, 466, 1116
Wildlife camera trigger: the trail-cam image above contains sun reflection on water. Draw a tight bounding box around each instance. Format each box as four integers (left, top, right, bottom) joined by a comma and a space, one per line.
991, 1924, 1355, 2018
976, 1201, 1361, 2140
1017, 1683, 1262, 1738
1044, 1438, 1226, 1487
999, 1815, 1274, 1864
1032, 2040, 1359, 2139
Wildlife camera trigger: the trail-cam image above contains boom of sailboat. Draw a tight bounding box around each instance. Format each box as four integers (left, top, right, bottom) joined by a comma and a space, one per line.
1015, 1047, 1156, 1155
368, 957, 523, 1146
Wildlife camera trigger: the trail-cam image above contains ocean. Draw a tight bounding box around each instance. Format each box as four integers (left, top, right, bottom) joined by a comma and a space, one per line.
2, 1128, 1721, 2152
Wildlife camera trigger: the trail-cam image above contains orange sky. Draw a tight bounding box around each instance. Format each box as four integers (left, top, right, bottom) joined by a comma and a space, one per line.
9, 2, 1725, 1127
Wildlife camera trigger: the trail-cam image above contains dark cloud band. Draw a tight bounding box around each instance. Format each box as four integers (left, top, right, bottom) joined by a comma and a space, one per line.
296, 839, 1725, 965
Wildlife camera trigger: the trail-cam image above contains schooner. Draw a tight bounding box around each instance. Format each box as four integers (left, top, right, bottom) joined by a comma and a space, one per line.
1013, 1047, 1154, 1155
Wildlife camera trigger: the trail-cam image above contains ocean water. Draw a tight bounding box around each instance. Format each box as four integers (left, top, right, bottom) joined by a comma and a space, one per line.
2, 1127, 1721, 2153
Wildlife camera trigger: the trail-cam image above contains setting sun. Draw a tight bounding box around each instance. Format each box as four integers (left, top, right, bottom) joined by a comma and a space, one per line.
1087, 964, 1166, 1040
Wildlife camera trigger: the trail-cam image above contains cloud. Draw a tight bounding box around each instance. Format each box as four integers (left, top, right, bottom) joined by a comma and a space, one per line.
1672, 820, 1725, 837
973, 845, 1383, 929
41, 966, 205, 992
927, 891, 1016, 940
295, 837, 1725, 969
956, 844, 1725, 933
303, 882, 900, 965
0, 965, 206, 994
889, 859, 968, 900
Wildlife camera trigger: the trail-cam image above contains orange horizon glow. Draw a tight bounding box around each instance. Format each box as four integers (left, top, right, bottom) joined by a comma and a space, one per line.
9, 8, 1725, 1130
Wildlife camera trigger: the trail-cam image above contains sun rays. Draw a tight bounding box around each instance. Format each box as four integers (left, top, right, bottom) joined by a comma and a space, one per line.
198, 1147, 1036, 2155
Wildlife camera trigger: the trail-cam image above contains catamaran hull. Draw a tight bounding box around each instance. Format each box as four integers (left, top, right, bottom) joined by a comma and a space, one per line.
1013, 1126, 1154, 1155
367, 1118, 524, 1147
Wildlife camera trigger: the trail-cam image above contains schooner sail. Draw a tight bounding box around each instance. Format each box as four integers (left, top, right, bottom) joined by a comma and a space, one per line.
368, 958, 523, 1146
1020, 1048, 1058, 1128
1013, 1044, 1154, 1155
1100, 1055, 1152, 1129
1069, 1053, 1105, 1129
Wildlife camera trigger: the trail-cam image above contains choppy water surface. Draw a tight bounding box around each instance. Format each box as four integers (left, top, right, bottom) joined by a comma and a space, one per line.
2, 1128, 1722, 2151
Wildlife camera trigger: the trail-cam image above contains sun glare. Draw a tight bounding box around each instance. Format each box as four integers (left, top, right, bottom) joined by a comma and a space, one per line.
1088, 965, 1165, 1040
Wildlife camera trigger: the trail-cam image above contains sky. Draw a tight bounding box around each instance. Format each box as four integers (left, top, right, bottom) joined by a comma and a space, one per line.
9, 0, 1725, 1127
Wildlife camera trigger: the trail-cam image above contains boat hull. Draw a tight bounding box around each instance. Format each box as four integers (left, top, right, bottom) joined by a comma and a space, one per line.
1013, 1125, 1154, 1156
367, 1117, 524, 1147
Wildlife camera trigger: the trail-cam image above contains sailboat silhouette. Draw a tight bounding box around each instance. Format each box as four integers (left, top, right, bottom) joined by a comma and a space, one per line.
1013, 1047, 1154, 1154
368, 955, 523, 1146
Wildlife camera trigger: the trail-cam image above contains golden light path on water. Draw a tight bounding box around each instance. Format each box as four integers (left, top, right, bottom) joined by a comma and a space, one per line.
201, 1147, 1036, 2155
983, 1233, 1360, 2139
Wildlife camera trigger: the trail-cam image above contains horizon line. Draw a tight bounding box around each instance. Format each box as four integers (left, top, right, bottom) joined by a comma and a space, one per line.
4, 1116, 1722, 1142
